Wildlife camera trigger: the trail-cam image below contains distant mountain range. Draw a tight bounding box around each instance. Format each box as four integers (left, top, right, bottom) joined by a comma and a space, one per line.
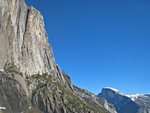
98, 87, 150, 113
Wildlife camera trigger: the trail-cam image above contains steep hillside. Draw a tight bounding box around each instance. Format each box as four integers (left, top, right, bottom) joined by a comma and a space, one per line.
0, 0, 117, 113
0, 70, 116, 113
74, 86, 117, 113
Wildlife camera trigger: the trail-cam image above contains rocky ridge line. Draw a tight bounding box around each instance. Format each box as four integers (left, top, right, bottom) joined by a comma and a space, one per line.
0, 0, 117, 113
98, 87, 150, 113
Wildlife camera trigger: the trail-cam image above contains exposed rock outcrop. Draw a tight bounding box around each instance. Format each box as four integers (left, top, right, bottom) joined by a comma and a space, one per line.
74, 86, 117, 113
0, 70, 117, 113
0, 0, 65, 85
0, 71, 31, 113
98, 87, 150, 113
0, 0, 117, 113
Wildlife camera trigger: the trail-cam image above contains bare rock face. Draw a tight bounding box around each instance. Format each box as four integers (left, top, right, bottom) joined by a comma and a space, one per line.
98, 88, 150, 113
0, 0, 65, 84
0, 0, 118, 113
0, 71, 31, 113
98, 88, 138, 113
0, 70, 117, 113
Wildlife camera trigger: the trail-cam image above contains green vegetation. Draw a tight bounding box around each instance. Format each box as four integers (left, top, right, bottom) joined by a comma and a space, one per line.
4, 65, 109, 113
25, 73, 53, 90
5, 64, 23, 76
66, 92, 104, 113
33, 74, 105, 113
24, 107, 43, 113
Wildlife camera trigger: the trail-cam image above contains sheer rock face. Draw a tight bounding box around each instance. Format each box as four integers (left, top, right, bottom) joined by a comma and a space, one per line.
98, 88, 150, 113
0, 71, 31, 113
98, 88, 138, 113
0, 0, 118, 113
0, 0, 64, 84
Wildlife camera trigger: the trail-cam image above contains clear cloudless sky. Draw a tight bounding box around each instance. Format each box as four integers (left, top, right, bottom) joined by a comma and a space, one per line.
25, 0, 150, 95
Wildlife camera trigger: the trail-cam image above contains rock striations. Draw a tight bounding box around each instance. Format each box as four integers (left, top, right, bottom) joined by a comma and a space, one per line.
0, 0, 64, 81
0, 0, 117, 113
98, 87, 150, 113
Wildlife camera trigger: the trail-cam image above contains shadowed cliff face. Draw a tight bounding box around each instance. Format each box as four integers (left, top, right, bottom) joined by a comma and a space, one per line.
98, 88, 138, 113
98, 88, 150, 113
0, 71, 31, 113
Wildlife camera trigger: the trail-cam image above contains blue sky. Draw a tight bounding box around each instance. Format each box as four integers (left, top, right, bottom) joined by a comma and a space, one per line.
25, 0, 150, 95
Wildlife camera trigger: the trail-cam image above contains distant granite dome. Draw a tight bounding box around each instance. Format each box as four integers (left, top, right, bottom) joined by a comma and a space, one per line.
103, 87, 123, 95
98, 87, 150, 113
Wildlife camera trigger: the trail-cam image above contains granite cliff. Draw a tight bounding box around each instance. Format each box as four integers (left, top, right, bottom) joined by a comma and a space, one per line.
98, 87, 150, 113
0, 0, 64, 81
0, 0, 117, 113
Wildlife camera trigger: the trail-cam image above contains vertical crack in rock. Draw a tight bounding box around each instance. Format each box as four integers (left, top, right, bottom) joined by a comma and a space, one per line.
0, 0, 118, 113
